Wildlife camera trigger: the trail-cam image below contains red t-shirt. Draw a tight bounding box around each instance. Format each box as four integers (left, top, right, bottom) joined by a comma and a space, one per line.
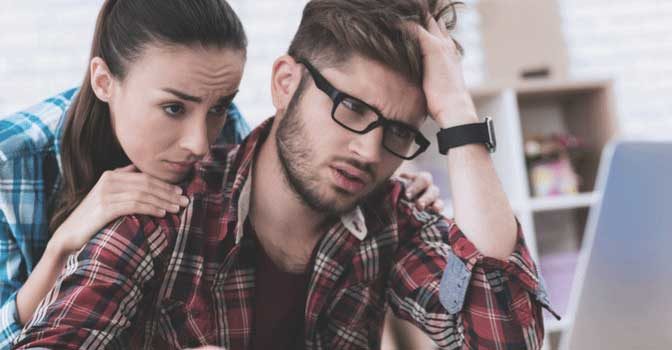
250, 222, 310, 350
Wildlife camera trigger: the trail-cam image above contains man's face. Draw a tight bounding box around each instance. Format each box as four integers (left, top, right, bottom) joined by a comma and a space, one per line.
275, 55, 427, 214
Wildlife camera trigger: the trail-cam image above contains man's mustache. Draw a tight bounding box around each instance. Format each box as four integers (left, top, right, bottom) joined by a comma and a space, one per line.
333, 157, 376, 181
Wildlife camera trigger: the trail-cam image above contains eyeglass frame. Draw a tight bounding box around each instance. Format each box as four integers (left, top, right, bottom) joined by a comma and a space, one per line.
295, 58, 431, 160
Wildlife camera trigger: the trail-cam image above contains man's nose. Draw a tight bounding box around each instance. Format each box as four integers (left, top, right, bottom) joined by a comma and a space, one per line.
348, 126, 384, 163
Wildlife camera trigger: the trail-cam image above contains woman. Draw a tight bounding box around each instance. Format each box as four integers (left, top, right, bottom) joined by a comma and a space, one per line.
0, 0, 442, 347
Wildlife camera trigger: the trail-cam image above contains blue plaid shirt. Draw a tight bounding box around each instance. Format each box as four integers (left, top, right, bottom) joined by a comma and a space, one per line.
0, 89, 250, 348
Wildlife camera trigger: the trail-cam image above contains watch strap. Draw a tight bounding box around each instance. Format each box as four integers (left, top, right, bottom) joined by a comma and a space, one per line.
436, 121, 490, 155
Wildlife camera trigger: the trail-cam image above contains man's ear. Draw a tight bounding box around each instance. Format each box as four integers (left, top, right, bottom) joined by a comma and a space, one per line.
271, 55, 304, 112
89, 57, 115, 103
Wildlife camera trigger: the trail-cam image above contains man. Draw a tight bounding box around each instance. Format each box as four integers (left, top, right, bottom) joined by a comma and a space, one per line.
14, 0, 555, 349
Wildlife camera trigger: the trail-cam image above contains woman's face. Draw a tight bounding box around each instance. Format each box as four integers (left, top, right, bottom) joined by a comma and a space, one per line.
104, 44, 245, 184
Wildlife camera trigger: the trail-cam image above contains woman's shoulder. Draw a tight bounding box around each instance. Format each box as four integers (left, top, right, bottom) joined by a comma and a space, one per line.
0, 88, 78, 164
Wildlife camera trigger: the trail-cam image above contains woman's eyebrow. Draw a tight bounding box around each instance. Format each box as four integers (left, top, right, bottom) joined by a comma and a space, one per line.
161, 88, 202, 103
161, 88, 238, 105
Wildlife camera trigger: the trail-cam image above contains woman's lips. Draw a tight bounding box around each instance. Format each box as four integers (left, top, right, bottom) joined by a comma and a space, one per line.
164, 160, 196, 173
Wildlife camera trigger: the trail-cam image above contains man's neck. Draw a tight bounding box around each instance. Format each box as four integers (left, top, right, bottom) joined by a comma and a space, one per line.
248, 123, 329, 271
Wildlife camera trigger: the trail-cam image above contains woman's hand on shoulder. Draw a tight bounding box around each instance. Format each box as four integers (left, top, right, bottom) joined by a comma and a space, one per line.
398, 171, 444, 213
50, 164, 189, 255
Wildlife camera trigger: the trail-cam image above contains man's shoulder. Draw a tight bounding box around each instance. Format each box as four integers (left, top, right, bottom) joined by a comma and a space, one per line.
364, 178, 446, 228
91, 213, 176, 260
194, 143, 244, 192
0, 88, 77, 164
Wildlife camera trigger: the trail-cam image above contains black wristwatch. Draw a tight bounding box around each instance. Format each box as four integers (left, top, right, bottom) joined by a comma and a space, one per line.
436, 116, 496, 155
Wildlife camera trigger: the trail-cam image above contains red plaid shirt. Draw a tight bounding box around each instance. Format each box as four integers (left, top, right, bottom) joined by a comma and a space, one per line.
14, 119, 555, 350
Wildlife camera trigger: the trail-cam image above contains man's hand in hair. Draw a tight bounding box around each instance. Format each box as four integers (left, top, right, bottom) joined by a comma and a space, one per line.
412, 16, 478, 129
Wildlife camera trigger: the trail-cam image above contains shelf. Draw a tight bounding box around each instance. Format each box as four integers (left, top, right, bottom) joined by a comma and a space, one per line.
530, 192, 599, 212
469, 79, 612, 99
439, 199, 524, 219
515, 79, 612, 97
415, 81, 617, 350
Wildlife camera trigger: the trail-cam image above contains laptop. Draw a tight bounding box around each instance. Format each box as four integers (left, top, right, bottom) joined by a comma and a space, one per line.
560, 141, 672, 350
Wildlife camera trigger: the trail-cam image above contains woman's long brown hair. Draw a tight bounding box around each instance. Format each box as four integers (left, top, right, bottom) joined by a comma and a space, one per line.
49, 0, 247, 233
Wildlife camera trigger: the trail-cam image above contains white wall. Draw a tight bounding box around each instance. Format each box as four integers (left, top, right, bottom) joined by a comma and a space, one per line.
560, 0, 672, 138
1, 0, 670, 136
0, 0, 102, 115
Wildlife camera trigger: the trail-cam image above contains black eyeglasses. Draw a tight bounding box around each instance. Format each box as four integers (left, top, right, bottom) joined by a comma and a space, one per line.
296, 59, 430, 160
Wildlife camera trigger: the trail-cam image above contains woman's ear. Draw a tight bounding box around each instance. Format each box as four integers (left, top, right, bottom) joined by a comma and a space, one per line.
270, 55, 303, 112
89, 57, 115, 103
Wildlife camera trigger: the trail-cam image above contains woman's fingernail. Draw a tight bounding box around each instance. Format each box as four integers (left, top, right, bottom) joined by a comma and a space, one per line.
174, 187, 183, 194
179, 196, 189, 206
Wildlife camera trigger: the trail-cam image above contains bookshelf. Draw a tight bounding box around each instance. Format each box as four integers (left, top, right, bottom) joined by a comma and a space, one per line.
407, 79, 619, 350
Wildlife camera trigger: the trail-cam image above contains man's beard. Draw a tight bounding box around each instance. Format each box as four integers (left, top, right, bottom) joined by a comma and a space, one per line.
275, 87, 380, 215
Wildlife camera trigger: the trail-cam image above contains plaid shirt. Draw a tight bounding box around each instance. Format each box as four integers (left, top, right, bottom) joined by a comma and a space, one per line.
14, 118, 555, 350
0, 90, 249, 349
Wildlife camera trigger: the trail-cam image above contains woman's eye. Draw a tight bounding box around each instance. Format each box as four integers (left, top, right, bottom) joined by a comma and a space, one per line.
208, 104, 229, 117
163, 104, 184, 116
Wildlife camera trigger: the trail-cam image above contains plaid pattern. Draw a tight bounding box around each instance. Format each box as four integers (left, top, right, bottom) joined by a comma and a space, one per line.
14, 118, 553, 350
0, 90, 249, 349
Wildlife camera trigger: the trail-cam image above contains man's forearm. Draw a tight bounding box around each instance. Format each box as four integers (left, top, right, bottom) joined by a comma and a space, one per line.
412, 15, 519, 260
446, 142, 517, 260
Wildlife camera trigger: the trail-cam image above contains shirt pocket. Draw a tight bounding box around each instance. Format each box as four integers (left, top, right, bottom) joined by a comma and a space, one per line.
157, 299, 216, 349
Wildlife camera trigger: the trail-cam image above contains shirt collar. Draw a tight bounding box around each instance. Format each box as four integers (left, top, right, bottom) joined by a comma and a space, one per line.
230, 118, 369, 244
340, 207, 368, 240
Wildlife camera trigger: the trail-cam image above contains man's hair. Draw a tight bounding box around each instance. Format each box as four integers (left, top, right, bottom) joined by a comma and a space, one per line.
287, 0, 463, 85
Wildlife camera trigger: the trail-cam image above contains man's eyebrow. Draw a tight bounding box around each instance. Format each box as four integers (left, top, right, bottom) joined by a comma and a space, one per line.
162, 88, 202, 103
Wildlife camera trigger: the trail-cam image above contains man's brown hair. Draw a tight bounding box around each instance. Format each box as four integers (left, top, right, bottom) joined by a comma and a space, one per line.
287, 0, 463, 85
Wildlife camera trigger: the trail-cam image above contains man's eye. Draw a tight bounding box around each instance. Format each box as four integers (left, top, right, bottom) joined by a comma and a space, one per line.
163, 104, 184, 116
389, 124, 413, 140
342, 98, 367, 115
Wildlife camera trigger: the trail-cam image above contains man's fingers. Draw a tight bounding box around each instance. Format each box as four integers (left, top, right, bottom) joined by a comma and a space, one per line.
426, 15, 445, 38
422, 15, 460, 56
436, 16, 452, 38
407, 22, 438, 56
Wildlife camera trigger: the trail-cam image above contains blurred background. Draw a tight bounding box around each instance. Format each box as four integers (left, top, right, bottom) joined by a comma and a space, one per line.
2, 0, 671, 136
2, 1, 671, 349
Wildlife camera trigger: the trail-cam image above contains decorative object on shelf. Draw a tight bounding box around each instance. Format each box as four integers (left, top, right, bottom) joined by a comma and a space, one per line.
525, 134, 583, 197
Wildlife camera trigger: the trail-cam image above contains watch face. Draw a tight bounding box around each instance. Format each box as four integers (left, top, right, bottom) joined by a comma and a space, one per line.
486, 117, 497, 153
